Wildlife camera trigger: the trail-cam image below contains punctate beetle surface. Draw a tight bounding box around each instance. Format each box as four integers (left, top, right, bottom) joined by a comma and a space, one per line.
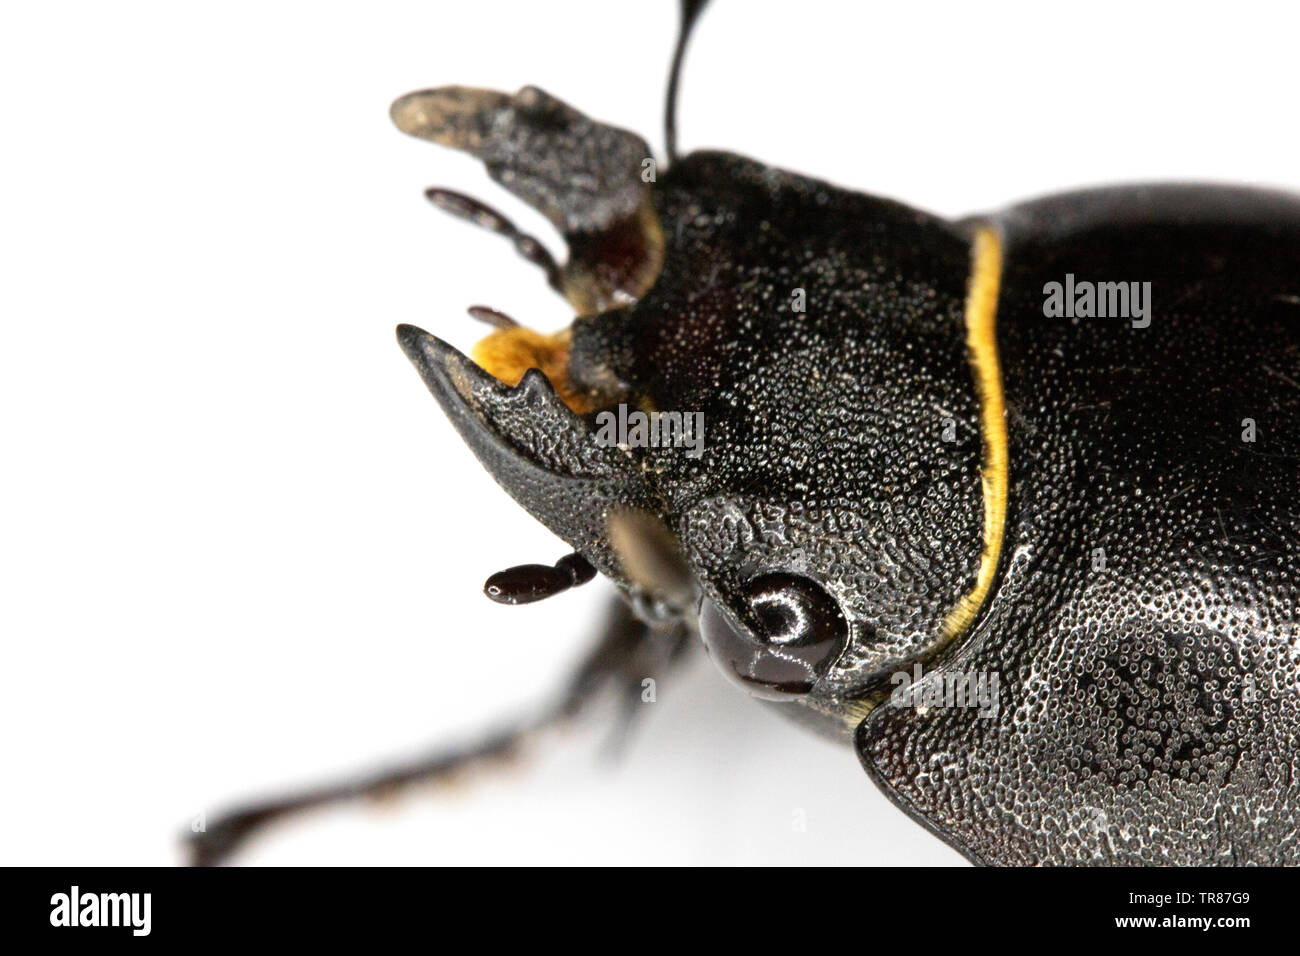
192, 0, 1300, 866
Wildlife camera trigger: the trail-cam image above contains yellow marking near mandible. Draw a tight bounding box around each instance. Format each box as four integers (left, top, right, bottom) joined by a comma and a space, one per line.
471, 326, 593, 414
940, 224, 1008, 643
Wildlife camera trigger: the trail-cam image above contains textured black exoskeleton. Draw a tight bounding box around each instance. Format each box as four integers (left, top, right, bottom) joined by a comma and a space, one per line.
192, 1, 1300, 865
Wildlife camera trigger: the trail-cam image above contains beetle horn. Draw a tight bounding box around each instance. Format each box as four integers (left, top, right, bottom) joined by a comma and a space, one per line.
396, 324, 656, 582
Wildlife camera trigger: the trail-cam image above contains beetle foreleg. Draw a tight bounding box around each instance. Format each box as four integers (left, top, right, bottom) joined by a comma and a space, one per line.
186, 598, 690, 865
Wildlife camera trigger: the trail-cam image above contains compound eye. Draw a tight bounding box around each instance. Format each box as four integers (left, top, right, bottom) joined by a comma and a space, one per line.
699, 573, 848, 701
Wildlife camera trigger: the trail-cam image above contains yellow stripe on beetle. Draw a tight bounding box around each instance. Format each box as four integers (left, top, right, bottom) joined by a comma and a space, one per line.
941, 225, 1008, 643
820, 226, 1009, 731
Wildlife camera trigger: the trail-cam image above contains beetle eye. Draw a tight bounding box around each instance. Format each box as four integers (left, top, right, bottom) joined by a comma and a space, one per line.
698, 573, 848, 701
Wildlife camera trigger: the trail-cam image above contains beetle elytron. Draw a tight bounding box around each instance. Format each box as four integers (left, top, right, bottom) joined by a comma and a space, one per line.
191, 0, 1300, 865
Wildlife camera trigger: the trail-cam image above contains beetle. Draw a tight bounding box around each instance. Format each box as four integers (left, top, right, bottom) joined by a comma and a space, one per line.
190, 0, 1300, 865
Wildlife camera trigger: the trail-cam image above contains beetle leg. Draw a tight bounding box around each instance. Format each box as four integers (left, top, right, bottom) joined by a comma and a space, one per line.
186, 598, 690, 866
665, 0, 710, 161
392, 85, 664, 314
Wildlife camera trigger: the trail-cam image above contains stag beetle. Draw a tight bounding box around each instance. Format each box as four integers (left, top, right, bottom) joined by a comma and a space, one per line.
191, 0, 1300, 865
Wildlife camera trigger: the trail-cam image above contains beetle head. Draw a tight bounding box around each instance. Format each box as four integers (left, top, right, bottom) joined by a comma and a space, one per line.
563, 152, 990, 721
393, 80, 988, 727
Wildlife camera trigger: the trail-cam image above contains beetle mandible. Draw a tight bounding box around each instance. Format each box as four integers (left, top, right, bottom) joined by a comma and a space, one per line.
191, 0, 1300, 866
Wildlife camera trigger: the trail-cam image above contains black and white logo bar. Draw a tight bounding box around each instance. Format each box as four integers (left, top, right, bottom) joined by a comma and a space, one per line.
49, 885, 151, 937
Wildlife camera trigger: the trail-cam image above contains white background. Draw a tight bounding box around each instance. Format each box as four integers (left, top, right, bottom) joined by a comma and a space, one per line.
3, 0, 1298, 865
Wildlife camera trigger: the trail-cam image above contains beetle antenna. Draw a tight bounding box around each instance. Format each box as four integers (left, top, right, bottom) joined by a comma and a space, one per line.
466, 305, 519, 330
424, 187, 564, 293
665, 0, 709, 163
483, 552, 597, 605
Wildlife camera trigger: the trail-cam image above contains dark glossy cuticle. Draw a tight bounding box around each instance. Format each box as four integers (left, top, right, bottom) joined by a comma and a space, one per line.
556, 552, 597, 586
483, 564, 572, 604
699, 573, 849, 701
745, 572, 846, 650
